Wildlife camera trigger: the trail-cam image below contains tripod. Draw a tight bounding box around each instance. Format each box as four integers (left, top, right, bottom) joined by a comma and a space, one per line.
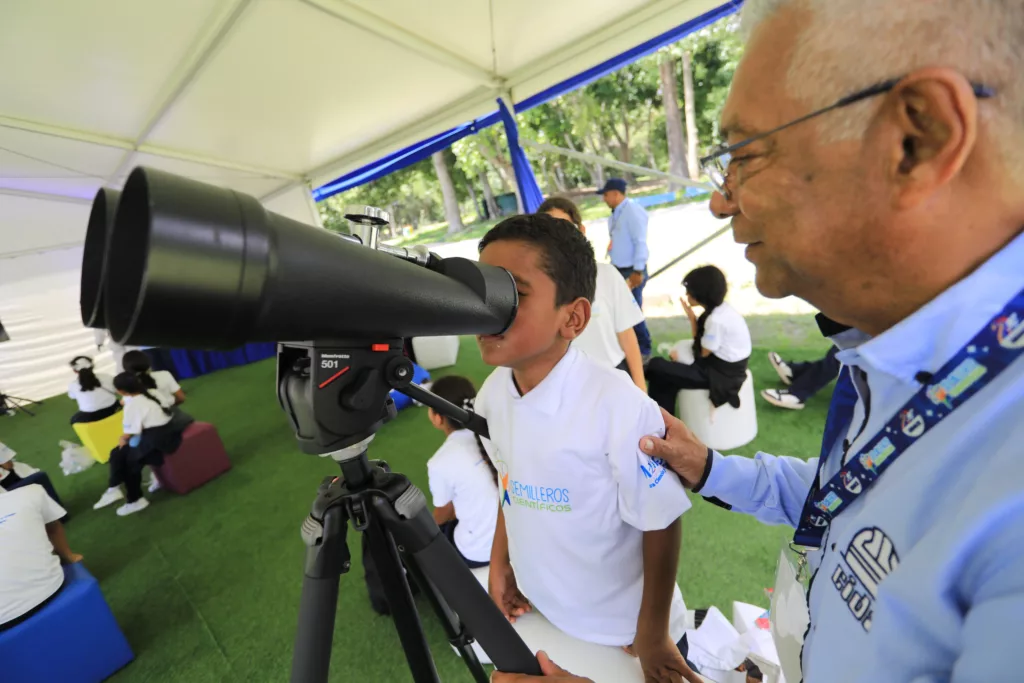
278, 340, 541, 683
0, 390, 41, 417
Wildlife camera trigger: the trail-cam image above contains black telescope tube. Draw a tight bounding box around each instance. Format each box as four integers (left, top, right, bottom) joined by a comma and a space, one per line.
101, 167, 517, 348
80, 187, 120, 328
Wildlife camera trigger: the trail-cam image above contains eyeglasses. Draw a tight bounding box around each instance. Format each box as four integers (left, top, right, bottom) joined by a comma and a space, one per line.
700, 77, 997, 198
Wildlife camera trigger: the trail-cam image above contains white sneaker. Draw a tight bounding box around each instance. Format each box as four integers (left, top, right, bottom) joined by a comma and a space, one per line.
93, 487, 124, 509
768, 352, 793, 385
761, 388, 805, 410
116, 498, 150, 516
147, 476, 162, 493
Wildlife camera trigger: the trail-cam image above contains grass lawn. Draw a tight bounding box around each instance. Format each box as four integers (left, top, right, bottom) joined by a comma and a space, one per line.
1, 319, 832, 682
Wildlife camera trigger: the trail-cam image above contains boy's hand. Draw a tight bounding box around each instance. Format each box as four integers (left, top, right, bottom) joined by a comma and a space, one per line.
633, 635, 702, 683
62, 552, 84, 565
489, 561, 531, 623
490, 651, 591, 682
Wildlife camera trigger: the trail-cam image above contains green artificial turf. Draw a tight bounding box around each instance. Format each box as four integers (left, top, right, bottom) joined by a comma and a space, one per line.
0, 321, 832, 682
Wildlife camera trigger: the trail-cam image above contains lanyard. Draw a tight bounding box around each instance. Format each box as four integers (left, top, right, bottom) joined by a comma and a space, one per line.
794, 287, 1024, 548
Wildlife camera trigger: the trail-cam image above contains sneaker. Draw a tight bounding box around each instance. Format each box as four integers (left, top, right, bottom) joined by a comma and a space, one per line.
761, 388, 805, 410
93, 487, 124, 510
147, 476, 162, 493
768, 352, 793, 385
116, 498, 150, 516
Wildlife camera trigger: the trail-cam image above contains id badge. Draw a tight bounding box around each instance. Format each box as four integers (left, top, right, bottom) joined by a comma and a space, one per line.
770, 545, 811, 683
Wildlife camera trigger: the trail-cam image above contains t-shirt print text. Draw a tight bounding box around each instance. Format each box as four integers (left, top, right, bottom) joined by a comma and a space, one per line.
830, 527, 900, 632
640, 455, 668, 489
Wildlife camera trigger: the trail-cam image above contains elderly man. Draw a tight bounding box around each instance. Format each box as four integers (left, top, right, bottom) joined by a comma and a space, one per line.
496, 0, 1024, 682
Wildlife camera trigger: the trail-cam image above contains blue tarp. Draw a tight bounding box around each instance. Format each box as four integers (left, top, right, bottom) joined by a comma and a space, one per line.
312, 0, 742, 203
497, 99, 544, 213
167, 343, 277, 380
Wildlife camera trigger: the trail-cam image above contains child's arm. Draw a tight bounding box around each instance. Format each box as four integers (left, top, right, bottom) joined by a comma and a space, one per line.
488, 504, 531, 622
634, 519, 700, 683
432, 502, 455, 525
617, 328, 646, 393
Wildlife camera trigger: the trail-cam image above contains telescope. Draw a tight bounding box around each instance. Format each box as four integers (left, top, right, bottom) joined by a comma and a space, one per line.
80, 167, 540, 683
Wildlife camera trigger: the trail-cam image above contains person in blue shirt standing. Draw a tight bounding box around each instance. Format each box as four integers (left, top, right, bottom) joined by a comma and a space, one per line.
496, 0, 1024, 681
599, 178, 653, 360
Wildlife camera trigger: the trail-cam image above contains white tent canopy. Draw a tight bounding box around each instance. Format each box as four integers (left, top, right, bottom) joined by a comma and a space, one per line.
0, 0, 727, 400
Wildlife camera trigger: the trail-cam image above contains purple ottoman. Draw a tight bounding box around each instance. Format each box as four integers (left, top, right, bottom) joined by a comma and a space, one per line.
154, 422, 231, 494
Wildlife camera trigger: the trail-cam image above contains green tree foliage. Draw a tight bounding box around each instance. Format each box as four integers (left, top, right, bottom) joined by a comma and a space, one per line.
319, 13, 743, 233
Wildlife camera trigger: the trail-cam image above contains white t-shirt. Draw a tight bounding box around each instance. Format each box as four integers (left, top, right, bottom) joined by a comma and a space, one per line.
475, 347, 692, 646
68, 374, 118, 412
150, 371, 181, 403
574, 263, 645, 369
700, 302, 752, 363
122, 394, 173, 435
0, 484, 67, 624
427, 429, 499, 563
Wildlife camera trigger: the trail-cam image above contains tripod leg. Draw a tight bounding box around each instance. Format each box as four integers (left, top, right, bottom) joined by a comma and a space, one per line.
403, 553, 490, 683
364, 512, 441, 683
376, 488, 541, 676
291, 504, 349, 683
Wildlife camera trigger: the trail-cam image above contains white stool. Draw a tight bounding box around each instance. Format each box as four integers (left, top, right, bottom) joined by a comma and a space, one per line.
411, 336, 460, 370
671, 343, 758, 451
461, 567, 711, 683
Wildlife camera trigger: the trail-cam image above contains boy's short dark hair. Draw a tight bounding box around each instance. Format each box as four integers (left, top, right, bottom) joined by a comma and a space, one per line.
479, 213, 596, 306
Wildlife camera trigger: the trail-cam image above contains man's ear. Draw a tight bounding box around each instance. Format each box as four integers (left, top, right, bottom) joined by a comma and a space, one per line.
560, 298, 592, 340
884, 68, 980, 209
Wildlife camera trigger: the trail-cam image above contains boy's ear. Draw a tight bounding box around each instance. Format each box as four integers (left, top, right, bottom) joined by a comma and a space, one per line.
560, 297, 592, 340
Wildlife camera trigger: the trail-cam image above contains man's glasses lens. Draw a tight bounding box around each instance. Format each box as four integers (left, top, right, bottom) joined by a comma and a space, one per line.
704, 152, 731, 193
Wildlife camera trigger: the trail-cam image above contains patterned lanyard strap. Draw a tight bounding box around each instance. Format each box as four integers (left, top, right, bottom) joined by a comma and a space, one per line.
794, 288, 1024, 548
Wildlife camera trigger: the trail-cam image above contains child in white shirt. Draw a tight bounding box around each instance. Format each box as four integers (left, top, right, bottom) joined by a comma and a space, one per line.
93, 372, 186, 517
68, 356, 120, 424
425, 375, 498, 568
475, 214, 700, 683
123, 350, 186, 406
537, 197, 647, 392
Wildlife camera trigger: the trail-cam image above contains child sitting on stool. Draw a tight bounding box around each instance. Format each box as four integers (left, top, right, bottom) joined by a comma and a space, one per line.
92, 372, 188, 516
68, 356, 120, 424
425, 375, 498, 569
122, 350, 185, 407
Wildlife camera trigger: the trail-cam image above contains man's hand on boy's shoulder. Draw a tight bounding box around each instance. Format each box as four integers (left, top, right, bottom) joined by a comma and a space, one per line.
491, 651, 592, 683
639, 408, 708, 489
631, 634, 703, 683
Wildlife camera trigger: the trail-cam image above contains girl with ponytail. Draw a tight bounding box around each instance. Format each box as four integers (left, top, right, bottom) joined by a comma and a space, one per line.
647, 265, 752, 411
122, 350, 186, 406
424, 375, 498, 568
68, 356, 120, 424
92, 372, 189, 516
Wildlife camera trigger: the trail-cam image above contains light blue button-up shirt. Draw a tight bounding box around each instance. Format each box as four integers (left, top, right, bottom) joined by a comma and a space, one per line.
698, 230, 1024, 682
608, 198, 649, 272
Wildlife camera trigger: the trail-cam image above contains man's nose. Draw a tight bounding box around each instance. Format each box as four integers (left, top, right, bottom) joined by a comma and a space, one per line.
708, 189, 739, 219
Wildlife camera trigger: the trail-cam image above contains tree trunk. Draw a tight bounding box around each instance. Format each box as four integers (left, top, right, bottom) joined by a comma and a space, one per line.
583, 131, 606, 188
478, 169, 499, 218
645, 100, 657, 170
465, 182, 481, 222
553, 162, 567, 193
681, 50, 700, 179
432, 150, 464, 234
660, 56, 689, 191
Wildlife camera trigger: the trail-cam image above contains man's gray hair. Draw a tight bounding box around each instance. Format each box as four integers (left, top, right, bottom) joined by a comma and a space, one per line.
740, 0, 1024, 166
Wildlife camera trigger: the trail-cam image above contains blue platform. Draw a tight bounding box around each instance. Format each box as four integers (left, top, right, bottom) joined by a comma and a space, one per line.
0, 563, 133, 683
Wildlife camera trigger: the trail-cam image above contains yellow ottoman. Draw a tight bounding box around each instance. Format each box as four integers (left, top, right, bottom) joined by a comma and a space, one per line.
73, 413, 123, 464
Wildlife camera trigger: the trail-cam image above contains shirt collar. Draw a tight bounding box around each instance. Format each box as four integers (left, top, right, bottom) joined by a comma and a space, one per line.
504, 346, 578, 415
445, 429, 478, 445
838, 230, 1024, 384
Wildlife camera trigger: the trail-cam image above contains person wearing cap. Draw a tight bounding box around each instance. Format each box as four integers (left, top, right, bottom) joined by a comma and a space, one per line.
599, 178, 653, 361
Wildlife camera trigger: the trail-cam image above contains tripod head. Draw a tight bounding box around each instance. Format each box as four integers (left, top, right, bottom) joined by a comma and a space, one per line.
277, 339, 487, 459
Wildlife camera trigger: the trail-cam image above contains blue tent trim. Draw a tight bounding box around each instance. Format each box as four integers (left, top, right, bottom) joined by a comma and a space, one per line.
312, 0, 742, 203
